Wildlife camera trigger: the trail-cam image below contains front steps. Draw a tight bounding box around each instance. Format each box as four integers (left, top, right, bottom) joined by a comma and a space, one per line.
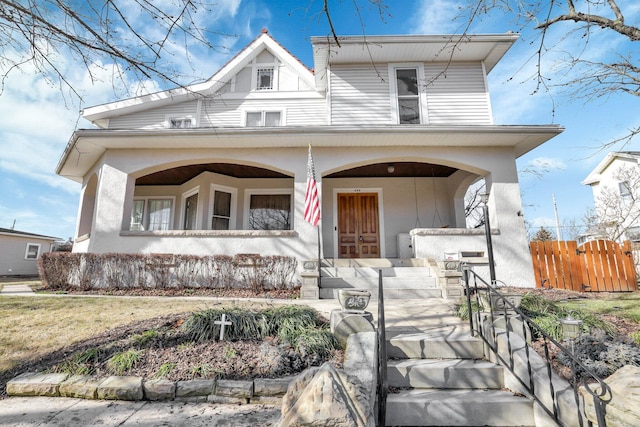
320, 258, 440, 299
385, 329, 535, 427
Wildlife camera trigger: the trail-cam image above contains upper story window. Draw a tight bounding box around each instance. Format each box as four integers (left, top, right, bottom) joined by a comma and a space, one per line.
245, 111, 282, 127
256, 68, 274, 90
168, 117, 194, 129
389, 64, 427, 124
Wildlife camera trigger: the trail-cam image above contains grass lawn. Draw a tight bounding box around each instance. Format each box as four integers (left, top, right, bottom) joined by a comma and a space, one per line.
0, 295, 272, 375
559, 292, 640, 323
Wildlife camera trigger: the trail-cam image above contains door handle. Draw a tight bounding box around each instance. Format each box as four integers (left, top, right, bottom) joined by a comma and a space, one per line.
359, 235, 363, 242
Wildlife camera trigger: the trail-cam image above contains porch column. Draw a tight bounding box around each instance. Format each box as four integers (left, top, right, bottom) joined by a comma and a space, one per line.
487, 182, 535, 287
90, 163, 134, 252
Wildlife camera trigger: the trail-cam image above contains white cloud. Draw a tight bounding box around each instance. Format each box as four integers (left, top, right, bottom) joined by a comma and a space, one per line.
528, 157, 567, 171
411, 0, 464, 34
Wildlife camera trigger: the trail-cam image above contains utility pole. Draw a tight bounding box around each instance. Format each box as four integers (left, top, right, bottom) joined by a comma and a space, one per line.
553, 194, 562, 241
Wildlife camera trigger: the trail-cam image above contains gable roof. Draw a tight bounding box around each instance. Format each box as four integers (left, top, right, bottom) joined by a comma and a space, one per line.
82, 30, 316, 128
0, 227, 59, 241
582, 151, 640, 186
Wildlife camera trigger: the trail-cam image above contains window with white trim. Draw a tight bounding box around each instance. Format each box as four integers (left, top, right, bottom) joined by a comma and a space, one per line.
256, 68, 274, 90
210, 184, 237, 230
245, 190, 292, 231
25, 243, 40, 260
389, 64, 426, 124
212, 190, 232, 230
183, 191, 199, 230
130, 198, 174, 231
619, 181, 632, 202
245, 111, 282, 127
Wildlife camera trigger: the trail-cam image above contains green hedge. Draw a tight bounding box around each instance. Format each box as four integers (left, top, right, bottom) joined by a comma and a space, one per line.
38, 252, 298, 291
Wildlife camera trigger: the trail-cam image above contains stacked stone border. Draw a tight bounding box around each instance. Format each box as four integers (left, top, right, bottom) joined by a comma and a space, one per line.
7, 373, 293, 405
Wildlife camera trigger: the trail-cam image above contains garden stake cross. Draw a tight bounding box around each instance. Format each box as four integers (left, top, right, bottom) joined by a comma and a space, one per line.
214, 313, 232, 340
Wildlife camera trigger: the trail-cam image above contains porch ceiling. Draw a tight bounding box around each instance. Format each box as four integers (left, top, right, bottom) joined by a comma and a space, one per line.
326, 162, 456, 178
136, 163, 291, 185
57, 124, 563, 183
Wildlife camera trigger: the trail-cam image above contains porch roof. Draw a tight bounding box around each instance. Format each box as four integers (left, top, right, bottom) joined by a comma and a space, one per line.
56, 124, 563, 182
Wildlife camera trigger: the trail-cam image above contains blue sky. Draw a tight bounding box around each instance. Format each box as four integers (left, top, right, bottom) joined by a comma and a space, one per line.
0, 0, 637, 240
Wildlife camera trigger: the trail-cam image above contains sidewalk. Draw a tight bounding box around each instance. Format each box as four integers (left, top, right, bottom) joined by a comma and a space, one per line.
0, 286, 465, 426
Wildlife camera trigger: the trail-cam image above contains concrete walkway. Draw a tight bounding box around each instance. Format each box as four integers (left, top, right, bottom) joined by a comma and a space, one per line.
0, 284, 35, 296
0, 288, 466, 426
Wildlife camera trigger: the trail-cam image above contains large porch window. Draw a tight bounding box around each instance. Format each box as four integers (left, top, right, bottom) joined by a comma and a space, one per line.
246, 190, 292, 230
131, 198, 174, 231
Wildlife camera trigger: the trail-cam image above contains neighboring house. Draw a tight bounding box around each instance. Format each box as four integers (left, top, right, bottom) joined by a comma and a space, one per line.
582, 151, 640, 242
55, 30, 562, 288
0, 227, 58, 276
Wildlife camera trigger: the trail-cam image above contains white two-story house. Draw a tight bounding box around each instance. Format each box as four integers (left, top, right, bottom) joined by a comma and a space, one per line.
583, 151, 640, 242
56, 30, 562, 288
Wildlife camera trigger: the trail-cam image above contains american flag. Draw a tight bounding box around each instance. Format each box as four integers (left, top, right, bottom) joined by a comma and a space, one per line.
304, 145, 320, 226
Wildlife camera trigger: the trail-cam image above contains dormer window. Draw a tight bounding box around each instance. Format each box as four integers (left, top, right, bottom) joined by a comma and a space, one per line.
256, 68, 274, 90
168, 117, 194, 129
245, 111, 282, 127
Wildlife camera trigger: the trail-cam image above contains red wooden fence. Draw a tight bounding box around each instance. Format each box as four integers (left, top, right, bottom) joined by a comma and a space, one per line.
530, 240, 638, 292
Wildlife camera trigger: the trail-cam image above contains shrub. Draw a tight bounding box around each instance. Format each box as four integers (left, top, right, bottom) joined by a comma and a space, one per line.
38, 252, 298, 292
107, 349, 143, 375
556, 332, 640, 379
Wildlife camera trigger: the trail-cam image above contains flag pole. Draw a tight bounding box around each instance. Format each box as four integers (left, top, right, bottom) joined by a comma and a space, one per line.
317, 225, 322, 286
304, 144, 322, 285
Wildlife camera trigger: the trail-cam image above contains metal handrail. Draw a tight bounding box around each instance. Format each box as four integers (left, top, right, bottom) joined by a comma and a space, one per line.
462, 265, 611, 427
376, 269, 388, 426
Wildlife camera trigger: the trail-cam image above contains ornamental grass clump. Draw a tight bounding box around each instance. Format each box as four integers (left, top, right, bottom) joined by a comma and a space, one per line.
107, 349, 143, 375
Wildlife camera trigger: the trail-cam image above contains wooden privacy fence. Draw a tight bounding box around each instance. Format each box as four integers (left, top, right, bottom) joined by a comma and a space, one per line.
530, 240, 638, 292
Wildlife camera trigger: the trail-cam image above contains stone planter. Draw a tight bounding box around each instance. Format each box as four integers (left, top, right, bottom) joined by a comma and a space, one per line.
479, 291, 522, 313
337, 289, 371, 313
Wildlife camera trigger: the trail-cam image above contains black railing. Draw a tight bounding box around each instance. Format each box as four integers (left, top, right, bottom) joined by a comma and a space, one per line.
462, 265, 611, 427
376, 269, 388, 427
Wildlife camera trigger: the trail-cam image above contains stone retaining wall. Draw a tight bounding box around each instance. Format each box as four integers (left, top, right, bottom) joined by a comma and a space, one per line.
7, 372, 294, 404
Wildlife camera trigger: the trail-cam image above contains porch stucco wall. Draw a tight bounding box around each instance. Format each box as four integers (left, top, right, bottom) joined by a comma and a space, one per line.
412, 182, 535, 288
82, 148, 318, 261
74, 144, 532, 285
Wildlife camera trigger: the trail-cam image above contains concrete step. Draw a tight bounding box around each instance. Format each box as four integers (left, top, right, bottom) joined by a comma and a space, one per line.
320, 277, 437, 289
386, 329, 484, 360
323, 258, 426, 268
319, 287, 442, 299
387, 359, 504, 389
321, 266, 433, 278
386, 389, 534, 426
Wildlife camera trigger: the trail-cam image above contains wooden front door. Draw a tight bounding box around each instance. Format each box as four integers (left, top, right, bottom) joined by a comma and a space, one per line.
338, 193, 380, 258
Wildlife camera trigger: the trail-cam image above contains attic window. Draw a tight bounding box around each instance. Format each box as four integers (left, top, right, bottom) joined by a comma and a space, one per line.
169, 118, 193, 129
256, 68, 273, 90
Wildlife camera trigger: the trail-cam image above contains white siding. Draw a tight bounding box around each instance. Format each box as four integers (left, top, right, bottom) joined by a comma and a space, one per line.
108, 100, 199, 129
201, 98, 326, 127
424, 63, 491, 125
330, 65, 392, 125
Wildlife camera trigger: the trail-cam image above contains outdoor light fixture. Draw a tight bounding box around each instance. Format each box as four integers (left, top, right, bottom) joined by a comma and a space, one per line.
481, 193, 496, 285
387, 164, 395, 174
560, 312, 583, 353
560, 313, 584, 341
